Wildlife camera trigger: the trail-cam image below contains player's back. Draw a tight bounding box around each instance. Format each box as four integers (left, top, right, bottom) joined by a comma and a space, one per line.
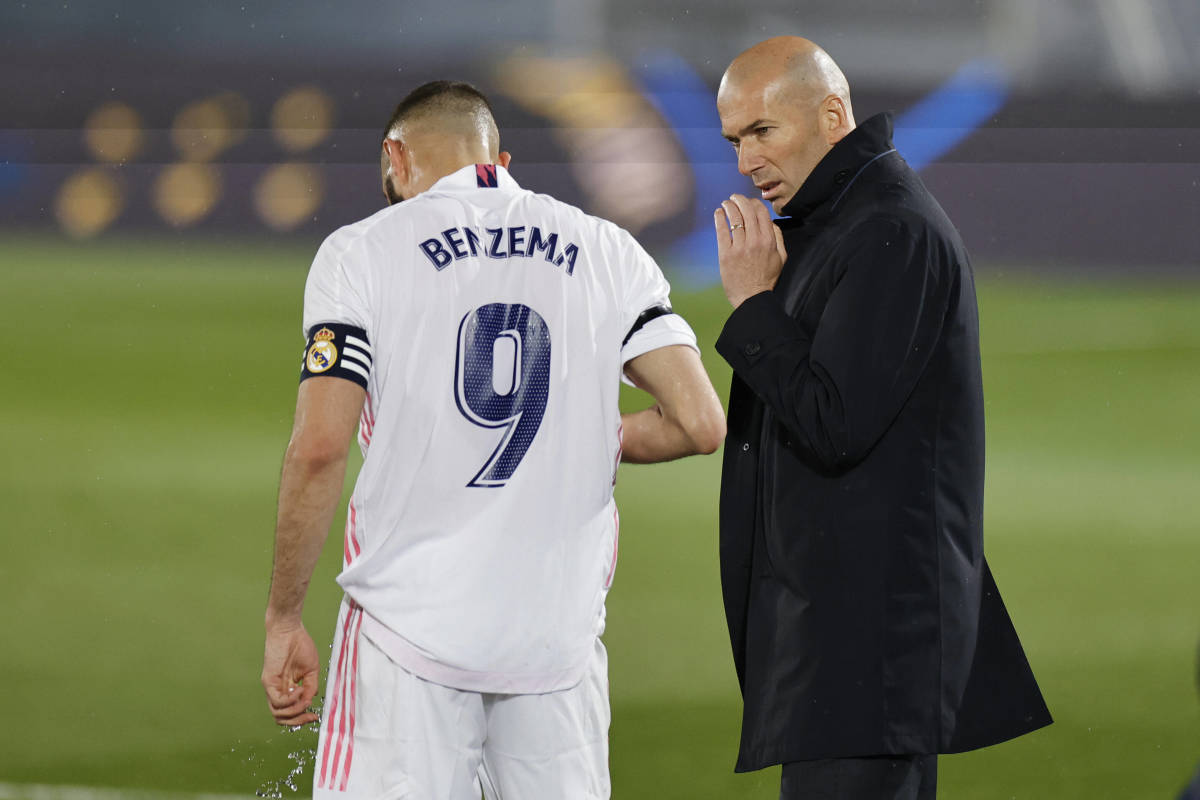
301, 164, 692, 692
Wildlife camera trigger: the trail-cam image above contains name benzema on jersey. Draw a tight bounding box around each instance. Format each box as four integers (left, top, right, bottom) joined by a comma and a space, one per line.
419, 224, 581, 275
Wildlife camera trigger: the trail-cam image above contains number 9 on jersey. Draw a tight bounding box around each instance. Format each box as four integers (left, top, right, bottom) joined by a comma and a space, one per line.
454, 303, 552, 487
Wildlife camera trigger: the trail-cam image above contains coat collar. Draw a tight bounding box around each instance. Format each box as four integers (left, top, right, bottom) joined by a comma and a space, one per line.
781, 112, 897, 223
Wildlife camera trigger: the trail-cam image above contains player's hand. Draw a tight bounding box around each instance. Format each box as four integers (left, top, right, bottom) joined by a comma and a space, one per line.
714, 194, 787, 309
262, 620, 321, 727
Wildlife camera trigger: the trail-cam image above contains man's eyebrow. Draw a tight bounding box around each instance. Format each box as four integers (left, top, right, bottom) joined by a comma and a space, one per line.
724, 119, 772, 142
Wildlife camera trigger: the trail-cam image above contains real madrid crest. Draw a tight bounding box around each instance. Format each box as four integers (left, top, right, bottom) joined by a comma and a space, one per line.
307, 327, 338, 373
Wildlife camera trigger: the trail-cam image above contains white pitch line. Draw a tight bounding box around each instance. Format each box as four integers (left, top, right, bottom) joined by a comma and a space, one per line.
0, 784, 263, 800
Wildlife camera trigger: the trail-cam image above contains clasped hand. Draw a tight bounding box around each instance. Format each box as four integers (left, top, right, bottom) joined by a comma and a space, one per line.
714, 194, 787, 309
262, 619, 321, 727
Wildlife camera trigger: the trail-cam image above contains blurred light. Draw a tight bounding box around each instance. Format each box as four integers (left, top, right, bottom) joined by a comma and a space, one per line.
212, 91, 252, 134
635, 51, 747, 286
894, 60, 1009, 171
83, 102, 144, 164
153, 163, 222, 227
271, 87, 334, 153
497, 58, 644, 128
55, 168, 124, 238
254, 163, 323, 231
0, 130, 31, 198
495, 55, 689, 235
172, 96, 239, 162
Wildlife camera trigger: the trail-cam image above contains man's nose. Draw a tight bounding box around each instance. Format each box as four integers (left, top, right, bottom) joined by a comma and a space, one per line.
736, 145, 762, 177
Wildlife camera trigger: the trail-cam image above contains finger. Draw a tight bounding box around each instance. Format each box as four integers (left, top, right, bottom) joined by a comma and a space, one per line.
264, 673, 317, 710
268, 684, 316, 716
728, 194, 768, 239
269, 679, 320, 724
720, 199, 746, 239
267, 681, 317, 711
275, 709, 320, 727
749, 196, 775, 235
271, 701, 312, 721
296, 675, 319, 707
266, 685, 310, 713
267, 690, 314, 714
713, 207, 731, 256
748, 194, 776, 238
262, 675, 289, 708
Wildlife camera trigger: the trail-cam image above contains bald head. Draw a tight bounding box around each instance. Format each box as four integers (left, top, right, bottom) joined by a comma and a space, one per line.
721, 36, 852, 122
380, 80, 508, 205
717, 37, 856, 213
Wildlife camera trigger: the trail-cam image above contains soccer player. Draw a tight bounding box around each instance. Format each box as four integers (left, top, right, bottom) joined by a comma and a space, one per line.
260, 80, 726, 799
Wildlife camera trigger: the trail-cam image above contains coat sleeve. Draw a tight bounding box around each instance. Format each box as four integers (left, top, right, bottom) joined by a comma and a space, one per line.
716, 214, 950, 471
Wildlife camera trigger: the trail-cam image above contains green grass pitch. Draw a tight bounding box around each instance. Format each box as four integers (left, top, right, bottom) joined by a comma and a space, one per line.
1, 234, 1197, 798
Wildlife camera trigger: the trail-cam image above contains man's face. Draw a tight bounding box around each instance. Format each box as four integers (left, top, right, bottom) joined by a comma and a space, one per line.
718, 76, 828, 214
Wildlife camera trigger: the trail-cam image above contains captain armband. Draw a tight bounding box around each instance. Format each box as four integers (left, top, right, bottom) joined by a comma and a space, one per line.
299, 322, 372, 389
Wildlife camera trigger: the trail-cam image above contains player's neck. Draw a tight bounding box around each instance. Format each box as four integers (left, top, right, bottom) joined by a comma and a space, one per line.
410, 147, 495, 196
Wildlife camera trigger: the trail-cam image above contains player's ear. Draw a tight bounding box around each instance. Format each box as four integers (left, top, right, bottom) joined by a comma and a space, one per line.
384, 138, 409, 184
497, 150, 512, 169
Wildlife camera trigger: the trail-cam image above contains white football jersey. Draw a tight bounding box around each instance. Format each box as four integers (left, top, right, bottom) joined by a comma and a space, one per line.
300, 164, 698, 694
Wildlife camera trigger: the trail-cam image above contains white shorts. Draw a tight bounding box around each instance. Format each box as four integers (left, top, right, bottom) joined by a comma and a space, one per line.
313, 599, 611, 799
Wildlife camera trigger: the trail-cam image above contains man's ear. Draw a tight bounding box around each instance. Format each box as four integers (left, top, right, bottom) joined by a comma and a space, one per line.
384, 138, 408, 185
822, 96, 852, 145
497, 150, 512, 169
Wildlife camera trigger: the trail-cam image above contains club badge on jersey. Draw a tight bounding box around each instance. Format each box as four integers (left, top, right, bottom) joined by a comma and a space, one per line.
300, 322, 372, 389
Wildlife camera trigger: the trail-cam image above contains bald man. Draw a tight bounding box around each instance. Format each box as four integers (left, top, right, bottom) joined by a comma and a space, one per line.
261, 80, 725, 798
711, 38, 1051, 799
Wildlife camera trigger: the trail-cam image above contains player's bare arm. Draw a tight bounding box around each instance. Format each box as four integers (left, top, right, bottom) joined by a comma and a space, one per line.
262, 376, 365, 726
621, 345, 726, 463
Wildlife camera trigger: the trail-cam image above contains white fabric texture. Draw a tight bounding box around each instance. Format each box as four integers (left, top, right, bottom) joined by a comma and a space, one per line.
314, 597, 610, 800
302, 164, 696, 694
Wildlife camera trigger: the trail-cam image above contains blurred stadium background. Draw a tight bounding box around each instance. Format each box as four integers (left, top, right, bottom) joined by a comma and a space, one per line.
2, 1, 1198, 798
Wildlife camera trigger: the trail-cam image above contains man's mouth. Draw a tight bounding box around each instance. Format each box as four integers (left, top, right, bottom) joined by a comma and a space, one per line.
757, 181, 782, 200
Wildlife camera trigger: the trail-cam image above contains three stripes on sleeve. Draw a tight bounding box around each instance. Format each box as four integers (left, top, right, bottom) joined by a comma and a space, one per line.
300, 322, 373, 390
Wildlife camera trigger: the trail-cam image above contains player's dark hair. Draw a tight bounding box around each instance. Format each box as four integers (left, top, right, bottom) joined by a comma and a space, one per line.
382, 80, 496, 141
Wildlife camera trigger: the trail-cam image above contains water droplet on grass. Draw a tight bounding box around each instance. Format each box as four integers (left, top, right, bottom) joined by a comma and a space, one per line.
256, 720, 319, 797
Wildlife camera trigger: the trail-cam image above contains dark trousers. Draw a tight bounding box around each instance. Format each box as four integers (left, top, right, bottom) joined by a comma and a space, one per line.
779, 754, 938, 800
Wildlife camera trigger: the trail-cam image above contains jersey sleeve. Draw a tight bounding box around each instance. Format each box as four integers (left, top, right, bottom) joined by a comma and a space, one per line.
299, 230, 373, 388
617, 230, 699, 385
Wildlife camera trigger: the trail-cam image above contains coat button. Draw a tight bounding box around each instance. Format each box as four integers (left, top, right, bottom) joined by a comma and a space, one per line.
834, 169, 850, 185
742, 443, 750, 452
744, 341, 761, 356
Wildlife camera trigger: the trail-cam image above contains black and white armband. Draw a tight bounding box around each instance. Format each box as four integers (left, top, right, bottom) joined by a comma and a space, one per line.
299, 322, 372, 389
